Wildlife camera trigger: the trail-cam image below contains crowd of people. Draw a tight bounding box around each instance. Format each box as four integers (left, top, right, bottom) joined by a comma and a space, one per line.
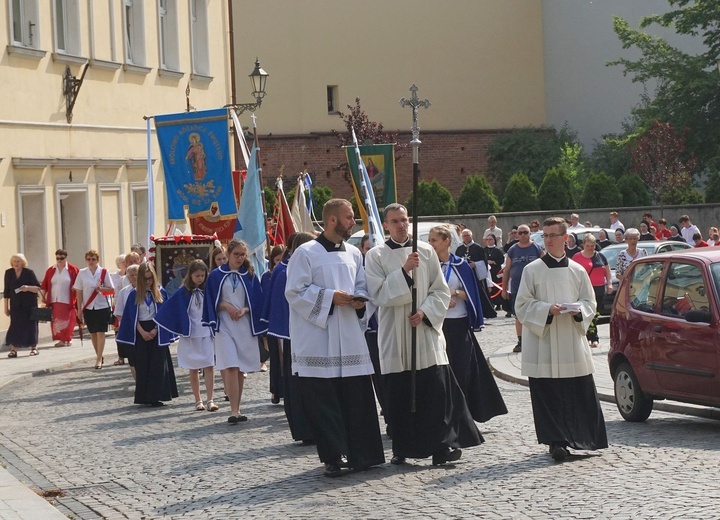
2, 204, 716, 474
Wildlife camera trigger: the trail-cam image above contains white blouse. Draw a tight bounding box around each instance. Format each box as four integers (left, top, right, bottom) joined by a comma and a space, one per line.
73, 266, 114, 310
50, 265, 72, 304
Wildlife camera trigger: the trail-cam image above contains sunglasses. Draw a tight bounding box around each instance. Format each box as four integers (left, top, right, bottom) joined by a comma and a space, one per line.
86, 257, 98, 262
517, 231, 529, 235
56, 256, 66, 260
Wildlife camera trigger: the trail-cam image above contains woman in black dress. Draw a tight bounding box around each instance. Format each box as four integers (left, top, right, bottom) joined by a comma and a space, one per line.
484, 234, 506, 311
4, 254, 41, 357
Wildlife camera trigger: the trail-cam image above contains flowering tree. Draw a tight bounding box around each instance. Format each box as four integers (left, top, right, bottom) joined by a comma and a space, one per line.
630, 120, 697, 204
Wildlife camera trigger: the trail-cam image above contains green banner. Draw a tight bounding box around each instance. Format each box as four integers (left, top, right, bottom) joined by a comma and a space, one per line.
345, 143, 397, 213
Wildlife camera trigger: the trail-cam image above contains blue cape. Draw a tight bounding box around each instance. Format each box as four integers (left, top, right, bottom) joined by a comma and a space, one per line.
154, 286, 206, 337
449, 253, 484, 330
260, 260, 290, 339
116, 287, 176, 346
202, 263, 266, 336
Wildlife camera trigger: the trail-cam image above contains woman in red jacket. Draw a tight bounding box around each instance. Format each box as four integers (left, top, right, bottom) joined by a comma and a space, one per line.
41, 249, 79, 347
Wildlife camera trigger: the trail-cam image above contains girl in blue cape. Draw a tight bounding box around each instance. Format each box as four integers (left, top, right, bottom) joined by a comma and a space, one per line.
203, 239, 266, 424
429, 226, 508, 423
116, 263, 179, 407
155, 260, 218, 412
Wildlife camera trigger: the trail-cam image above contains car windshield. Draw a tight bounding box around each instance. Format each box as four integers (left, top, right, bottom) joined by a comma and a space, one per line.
710, 263, 720, 298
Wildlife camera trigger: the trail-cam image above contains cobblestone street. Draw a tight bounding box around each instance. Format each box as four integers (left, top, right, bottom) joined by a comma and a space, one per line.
1, 317, 719, 519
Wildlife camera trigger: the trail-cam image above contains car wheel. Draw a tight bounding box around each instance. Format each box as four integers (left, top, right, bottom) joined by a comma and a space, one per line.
614, 362, 653, 422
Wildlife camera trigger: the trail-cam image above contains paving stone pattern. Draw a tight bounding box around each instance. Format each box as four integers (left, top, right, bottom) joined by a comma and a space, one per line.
1, 318, 719, 519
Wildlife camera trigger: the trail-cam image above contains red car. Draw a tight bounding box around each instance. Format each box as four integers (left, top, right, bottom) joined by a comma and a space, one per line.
609, 248, 720, 421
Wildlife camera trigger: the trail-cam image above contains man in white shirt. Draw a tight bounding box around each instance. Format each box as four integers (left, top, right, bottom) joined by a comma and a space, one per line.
679, 214, 700, 245
483, 215, 502, 244
609, 211, 624, 231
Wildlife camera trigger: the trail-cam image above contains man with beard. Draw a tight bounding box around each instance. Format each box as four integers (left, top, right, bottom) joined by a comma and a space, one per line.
365, 204, 483, 467
285, 199, 384, 477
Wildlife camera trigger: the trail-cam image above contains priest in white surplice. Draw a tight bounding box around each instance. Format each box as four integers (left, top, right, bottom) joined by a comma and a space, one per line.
285, 199, 384, 477
365, 204, 483, 466
515, 217, 608, 462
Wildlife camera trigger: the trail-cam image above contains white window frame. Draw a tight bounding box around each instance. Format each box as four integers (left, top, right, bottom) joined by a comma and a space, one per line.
97, 183, 125, 263
158, 0, 179, 71
9, 0, 40, 48
189, 0, 209, 77
123, 0, 146, 66
129, 182, 149, 246
55, 184, 91, 252
17, 185, 47, 262
53, 0, 81, 55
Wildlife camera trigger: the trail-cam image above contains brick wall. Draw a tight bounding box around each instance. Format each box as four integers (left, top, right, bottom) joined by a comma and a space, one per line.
258, 130, 512, 202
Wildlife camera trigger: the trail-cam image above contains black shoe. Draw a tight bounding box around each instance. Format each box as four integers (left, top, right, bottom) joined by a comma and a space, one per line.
432, 448, 462, 466
390, 455, 406, 465
323, 462, 344, 477
505, 312, 513, 318
337, 455, 349, 468
513, 342, 522, 353
223, 394, 230, 402
301, 439, 315, 446
551, 445, 568, 462
150, 401, 165, 407
228, 415, 240, 425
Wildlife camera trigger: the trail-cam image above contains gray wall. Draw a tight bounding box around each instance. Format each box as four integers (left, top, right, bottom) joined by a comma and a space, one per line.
542, 0, 709, 151
422, 203, 720, 243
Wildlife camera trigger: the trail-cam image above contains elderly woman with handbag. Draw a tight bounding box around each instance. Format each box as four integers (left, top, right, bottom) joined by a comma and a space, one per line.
3, 253, 41, 357
41, 249, 79, 347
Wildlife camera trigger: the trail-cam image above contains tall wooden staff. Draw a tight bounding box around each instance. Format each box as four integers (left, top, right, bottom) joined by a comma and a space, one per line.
399, 85, 430, 412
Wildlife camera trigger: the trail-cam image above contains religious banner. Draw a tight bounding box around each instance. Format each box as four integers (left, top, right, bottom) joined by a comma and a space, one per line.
345, 143, 397, 213
155, 109, 237, 239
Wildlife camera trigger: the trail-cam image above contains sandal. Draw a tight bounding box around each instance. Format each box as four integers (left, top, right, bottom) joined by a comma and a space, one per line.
195, 401, 206, 411
7, 350, 17, 358
112, 359, 125, 366
29, 349, 39, 356
53, 341, 65, 347
206, 400, 219, 412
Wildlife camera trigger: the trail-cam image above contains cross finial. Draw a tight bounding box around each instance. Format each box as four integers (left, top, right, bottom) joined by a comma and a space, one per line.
250, 113, 257, 128
399, 84, 430, 159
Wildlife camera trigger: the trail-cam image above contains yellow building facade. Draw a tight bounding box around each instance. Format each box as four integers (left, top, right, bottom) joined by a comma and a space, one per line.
1, 0, 232, 333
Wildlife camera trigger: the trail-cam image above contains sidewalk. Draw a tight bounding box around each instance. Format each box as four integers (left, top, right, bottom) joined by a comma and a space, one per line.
0, 335, 106, 519
487, 323, 720, 420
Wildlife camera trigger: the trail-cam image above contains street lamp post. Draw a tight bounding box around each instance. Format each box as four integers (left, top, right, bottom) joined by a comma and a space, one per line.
231, 59, 269, 115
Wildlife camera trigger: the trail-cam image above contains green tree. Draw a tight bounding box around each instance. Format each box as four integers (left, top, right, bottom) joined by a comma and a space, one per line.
456, 175, 500, 214
487, 124, 581, 191
705, 172, 720, 203
617, 174, 652, 207
590, 133, 633, 179
405, 180, 455, 216
286, 185, 332, 212
263, 186, 276, 212
557, 142, 587, 203
661, 185, 704, 205
579, 173, 623, 209
502, 173, 540, 212
608, 1, 720, 171
538, 167, 575, 211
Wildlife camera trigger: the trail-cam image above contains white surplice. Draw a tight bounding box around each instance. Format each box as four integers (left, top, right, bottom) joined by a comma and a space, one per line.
285, 240, 374, 378
515, 256, 597, 378
365, 240, 451, 374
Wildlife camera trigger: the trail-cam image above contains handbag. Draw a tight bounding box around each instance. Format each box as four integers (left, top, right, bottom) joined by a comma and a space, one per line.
31, 306, 53, 322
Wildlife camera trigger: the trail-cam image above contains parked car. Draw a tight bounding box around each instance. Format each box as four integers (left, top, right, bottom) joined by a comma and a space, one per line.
348, 221, 462, 252
598, 241, 693, 315
608, 248, 720, 422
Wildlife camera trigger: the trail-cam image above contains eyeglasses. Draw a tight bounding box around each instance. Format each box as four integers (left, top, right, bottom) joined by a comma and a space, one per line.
517, 231, 529, 235
56, 256, 66, 260
86, 258, 98, 262
144, 276, 154, 281
541, 233, 564, 240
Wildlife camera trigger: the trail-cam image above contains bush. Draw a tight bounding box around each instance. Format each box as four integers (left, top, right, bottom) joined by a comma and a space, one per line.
617, 174, 652, 207
263, 186, 276, 211
590, 134, 632, 179
405, 180, 456, 216
661, 185, 704, 205
456, 175, 500, 214
502, 173, 540, 212
538, 167, 575, 210
579, 172, 623, 209
488, 124, 580, 190
705, 172, 720, 203
286, 185, 332, 212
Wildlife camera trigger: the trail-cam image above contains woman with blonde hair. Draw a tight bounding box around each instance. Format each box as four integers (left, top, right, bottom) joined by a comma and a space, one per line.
4, 254, 41, 357
74, 249, 114, 369
117, 263, 178, 406
203, 239, 266, 424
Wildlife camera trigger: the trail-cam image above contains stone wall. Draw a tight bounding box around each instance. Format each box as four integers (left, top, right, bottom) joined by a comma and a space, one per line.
258, 130, 511, 202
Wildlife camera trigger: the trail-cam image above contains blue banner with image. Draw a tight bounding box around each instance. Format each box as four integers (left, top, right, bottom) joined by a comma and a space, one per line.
154, 109, 235, 225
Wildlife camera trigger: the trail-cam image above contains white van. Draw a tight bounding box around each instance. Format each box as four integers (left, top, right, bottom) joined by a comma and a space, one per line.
348, 222, 462, 252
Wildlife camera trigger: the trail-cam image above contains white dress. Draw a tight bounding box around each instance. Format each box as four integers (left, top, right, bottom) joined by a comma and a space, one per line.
214, 273, 259, 372
177, 289, 214, 370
